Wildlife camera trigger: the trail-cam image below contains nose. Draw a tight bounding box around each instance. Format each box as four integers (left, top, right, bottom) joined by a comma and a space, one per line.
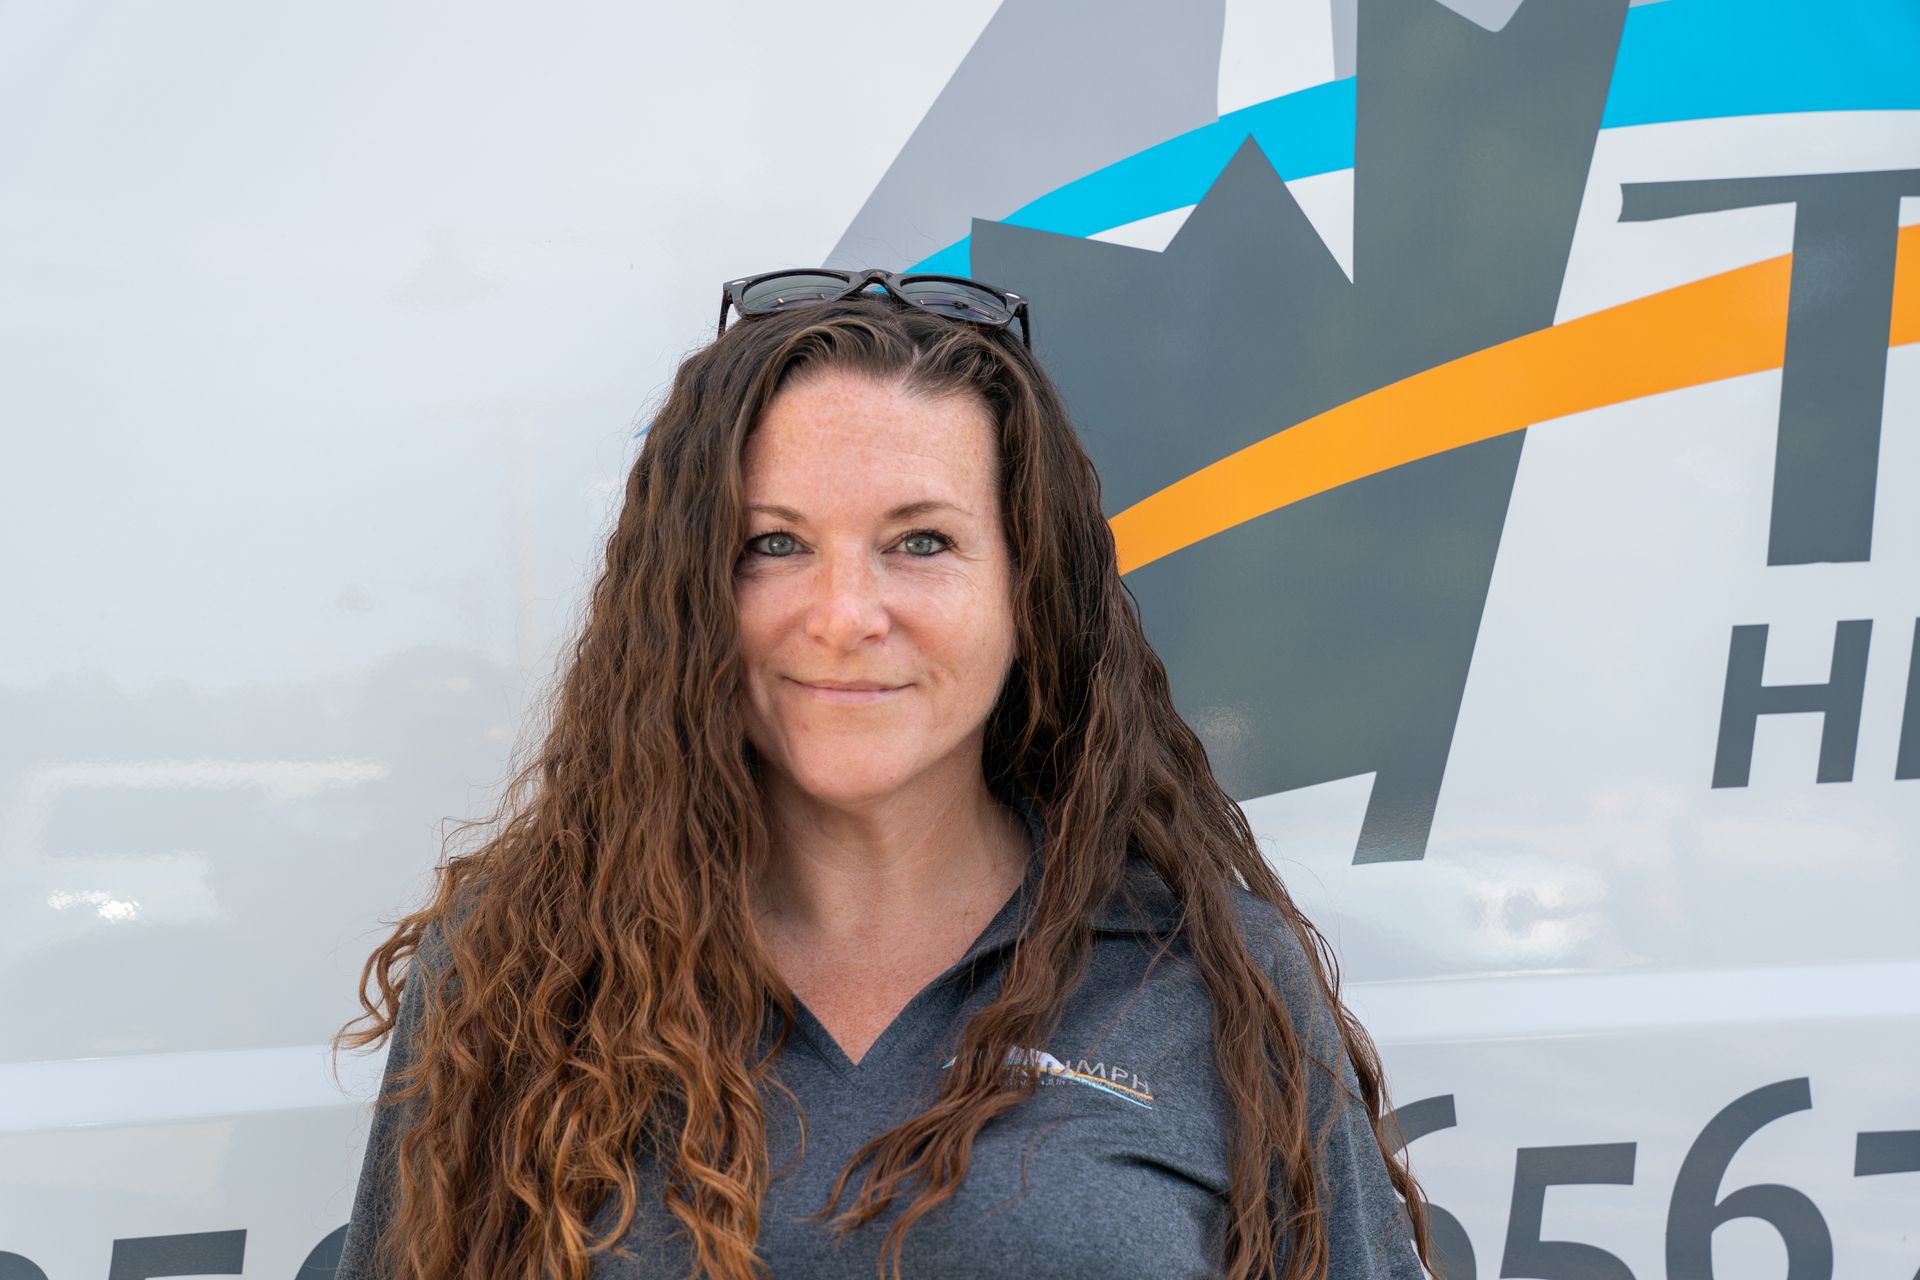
803, 544, 890, 650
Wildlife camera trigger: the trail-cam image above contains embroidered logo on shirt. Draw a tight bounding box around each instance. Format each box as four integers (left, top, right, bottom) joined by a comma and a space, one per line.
940, 1046, 1155, 1110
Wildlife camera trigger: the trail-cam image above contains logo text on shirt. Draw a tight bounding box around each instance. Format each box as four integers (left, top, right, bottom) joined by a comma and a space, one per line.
941, 1046, 1155, 1110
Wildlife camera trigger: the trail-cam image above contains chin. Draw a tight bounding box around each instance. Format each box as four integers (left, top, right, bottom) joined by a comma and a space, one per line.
786, 765, 920, 807
770, 744, 931, 807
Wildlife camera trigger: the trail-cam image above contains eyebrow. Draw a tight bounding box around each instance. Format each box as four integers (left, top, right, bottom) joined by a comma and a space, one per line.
747, 499, 971, 522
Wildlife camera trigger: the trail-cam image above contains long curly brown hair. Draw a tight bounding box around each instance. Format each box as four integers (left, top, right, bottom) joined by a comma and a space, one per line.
332, 292, 1435, 1280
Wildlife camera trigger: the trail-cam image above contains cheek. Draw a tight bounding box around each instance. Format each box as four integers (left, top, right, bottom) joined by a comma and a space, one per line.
733, 572, 791, 648
732, 584, 784, 707
921, 587, 1017, 694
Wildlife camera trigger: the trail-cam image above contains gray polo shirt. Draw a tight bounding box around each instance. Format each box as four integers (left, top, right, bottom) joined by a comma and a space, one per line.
336, 794, 1426, 1278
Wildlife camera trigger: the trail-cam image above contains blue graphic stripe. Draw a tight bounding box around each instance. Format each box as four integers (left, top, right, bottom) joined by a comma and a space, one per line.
914, 0, 1920, 276
1607, 0, 1920, 127
1003, 78, 1357, 243
912, 80, 1356, 280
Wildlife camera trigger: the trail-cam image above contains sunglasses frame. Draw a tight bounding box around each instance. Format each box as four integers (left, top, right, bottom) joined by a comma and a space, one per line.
718, 267, 1031, 348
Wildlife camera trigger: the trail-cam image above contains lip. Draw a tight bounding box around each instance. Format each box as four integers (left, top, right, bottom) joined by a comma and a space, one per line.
788, 678, 907, 704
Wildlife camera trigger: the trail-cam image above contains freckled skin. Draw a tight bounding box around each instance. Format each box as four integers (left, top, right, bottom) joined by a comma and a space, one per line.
734, 367, 1018, 814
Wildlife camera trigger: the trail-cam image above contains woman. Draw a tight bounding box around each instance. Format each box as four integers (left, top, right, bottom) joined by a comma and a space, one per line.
333, 269, 1436, 1280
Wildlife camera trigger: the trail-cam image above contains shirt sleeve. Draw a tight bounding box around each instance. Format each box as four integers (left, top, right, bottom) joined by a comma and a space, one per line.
1266, 923, 1430, 1280
334, 935, 438, 1280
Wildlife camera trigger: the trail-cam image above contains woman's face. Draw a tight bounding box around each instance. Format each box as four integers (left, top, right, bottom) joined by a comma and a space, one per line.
734, 366, 1017, 811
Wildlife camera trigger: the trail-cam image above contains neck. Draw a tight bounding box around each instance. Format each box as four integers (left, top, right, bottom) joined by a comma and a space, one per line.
750, 769, 1030, 947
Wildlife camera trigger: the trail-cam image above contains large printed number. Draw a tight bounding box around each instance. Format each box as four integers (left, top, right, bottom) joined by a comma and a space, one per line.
1391, 1094, 1479, 1280
102, 1231, 246, 1280
1854, 1129, 1920, 1280
301, 1224, 351, 1277
0, 1233, 246, 1280
1499, 1143, 1637, 1280
8, 1082, 1890, 1280
1666, 1078, 1832, 1280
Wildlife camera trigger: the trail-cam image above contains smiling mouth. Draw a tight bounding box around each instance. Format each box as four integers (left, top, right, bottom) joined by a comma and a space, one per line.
789, 678, 905, 703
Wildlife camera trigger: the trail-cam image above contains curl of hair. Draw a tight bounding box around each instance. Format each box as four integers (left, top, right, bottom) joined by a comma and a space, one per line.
332, 294, 1436, 1280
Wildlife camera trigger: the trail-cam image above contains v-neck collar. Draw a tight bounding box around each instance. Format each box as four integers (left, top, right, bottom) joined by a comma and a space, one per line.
782, 790, 1183, 1080
1001, 788, 1183, 936
942, 789, 1185, 970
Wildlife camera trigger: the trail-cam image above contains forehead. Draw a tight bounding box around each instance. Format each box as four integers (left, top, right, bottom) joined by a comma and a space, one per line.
742, 368, 998, 508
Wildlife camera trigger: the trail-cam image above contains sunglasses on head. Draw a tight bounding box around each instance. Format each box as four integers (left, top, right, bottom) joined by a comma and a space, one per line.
717, 268, 1031, 348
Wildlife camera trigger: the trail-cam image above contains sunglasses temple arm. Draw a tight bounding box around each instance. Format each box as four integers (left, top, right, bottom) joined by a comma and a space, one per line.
717, 292, 732, 341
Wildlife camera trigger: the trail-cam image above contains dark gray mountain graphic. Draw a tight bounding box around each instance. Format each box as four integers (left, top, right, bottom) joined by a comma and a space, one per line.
969, 0, 1630, 862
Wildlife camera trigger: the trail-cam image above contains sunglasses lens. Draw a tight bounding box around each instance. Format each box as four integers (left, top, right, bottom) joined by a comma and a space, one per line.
737, 272, 853, 314
895, 277, 1014, 325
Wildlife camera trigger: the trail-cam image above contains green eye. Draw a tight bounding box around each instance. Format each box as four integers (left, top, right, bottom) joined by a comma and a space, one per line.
750, 532, 800, 557
901, 530, 952, 556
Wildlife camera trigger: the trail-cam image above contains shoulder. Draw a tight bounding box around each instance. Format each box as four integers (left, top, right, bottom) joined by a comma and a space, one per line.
1223, 884, 1318, 991
410, 874, 487, 986
385, 910, 460, 1050
1121, 862, 1326, 1002
1222, 883, 1350, 1061
416, 913, 454, 979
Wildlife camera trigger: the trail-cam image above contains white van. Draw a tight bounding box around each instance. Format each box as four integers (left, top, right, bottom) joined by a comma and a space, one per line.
5, 1, 1915, 1276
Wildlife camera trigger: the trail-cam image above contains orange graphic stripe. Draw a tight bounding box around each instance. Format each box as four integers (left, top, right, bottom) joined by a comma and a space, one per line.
1111, 223, 1920, 575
